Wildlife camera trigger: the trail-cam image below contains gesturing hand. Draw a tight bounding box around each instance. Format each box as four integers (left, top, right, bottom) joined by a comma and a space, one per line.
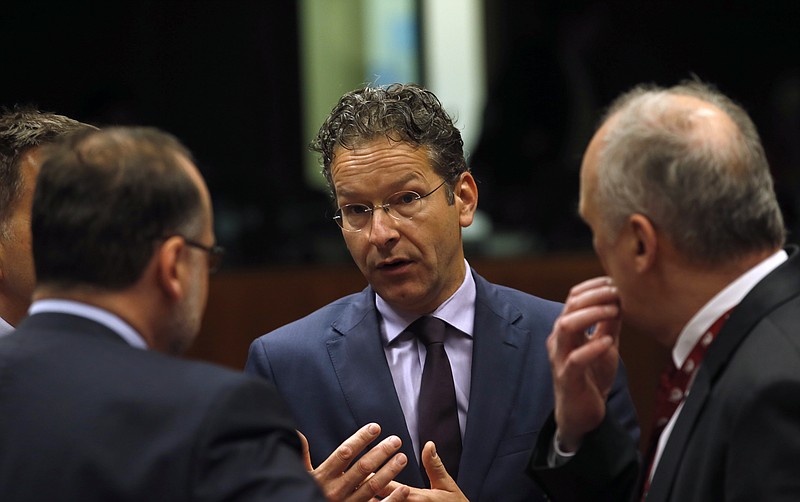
547, 276, 621, 451
382, 441, 469, 501
299, 423, 410, 501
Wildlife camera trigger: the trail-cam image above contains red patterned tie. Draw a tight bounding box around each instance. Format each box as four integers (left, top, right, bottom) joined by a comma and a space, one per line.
640, 309, 732, 500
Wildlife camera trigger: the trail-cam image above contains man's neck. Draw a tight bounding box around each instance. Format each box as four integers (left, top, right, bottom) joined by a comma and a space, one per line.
658, 247, 781, 347
0, 296, 28, 327
33, 286, 156, 350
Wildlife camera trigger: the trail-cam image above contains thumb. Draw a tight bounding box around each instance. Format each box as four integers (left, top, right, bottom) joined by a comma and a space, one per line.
296, 430, 314, 472
421, 441, 459, 491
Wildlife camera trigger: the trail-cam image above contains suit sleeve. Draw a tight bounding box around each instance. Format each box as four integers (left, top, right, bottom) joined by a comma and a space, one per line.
526, 358, 641, 502
190, 376, 327, 502
244, 337, 275, 381
527, 412, 640, 502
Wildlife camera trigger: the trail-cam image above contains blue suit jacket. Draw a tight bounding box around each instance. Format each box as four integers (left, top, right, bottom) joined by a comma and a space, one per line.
246, 270, 639, 501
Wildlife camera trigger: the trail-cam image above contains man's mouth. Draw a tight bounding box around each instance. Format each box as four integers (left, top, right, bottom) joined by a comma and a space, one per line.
377, 259, 411, 270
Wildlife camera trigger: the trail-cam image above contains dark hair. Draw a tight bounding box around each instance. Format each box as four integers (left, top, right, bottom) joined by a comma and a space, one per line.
32, 126, 203, 290
311, 83, 468, 202
0, 106, 94, 236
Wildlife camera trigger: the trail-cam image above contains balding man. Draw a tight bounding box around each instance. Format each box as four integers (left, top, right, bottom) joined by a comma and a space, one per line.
527, 80, 800, 501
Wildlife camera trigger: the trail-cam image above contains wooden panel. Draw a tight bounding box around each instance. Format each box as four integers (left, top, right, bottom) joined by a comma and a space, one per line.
186, 252, 667, 452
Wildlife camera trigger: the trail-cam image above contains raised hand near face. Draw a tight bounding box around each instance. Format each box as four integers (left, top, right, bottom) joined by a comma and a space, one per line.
547, 276, 622, 452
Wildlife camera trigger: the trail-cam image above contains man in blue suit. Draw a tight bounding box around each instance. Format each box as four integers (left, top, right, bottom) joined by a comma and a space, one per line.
246, 83, 639, 501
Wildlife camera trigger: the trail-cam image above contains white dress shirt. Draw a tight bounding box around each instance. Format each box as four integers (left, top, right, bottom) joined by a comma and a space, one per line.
647, 248, 787, 478
0, 315, 14, 338
377, 259, 475, 459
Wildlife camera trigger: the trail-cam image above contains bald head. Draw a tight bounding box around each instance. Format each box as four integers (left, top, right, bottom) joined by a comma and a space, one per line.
583, 80, 785, 265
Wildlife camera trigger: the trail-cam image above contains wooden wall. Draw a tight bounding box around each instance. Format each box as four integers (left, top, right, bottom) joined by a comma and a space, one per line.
187, 252, 668, 450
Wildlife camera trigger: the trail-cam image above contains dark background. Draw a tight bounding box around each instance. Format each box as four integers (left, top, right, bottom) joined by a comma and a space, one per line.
3, 1, 799, 269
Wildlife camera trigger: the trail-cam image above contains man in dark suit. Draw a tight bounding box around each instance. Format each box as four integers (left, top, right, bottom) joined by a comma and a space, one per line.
0, 126, 411, 501
245, 83, 639, 501
527, 80, 800, 501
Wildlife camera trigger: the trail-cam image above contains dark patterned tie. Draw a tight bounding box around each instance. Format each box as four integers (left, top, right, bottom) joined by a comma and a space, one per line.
411, 316, 462, 484
640, 309, 732, 500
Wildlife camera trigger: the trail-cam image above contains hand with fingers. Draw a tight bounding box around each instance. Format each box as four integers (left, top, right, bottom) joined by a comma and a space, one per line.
382, 442, 469, 501
547, 276, 622, 452
298, 423, 410, 502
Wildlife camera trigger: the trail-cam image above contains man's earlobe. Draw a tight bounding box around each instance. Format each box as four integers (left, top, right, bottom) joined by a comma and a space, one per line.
156, 237, 184, 301
629, 214, 657, 272
457, 172, 478, 226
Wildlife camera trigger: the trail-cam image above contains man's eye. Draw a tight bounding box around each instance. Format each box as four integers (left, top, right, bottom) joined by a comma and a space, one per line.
345, 204, 371, 215
394, 192, 418, 205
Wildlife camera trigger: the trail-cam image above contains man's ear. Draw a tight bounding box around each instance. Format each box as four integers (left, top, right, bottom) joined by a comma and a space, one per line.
155, 236, 185, 301
454, 172, 478, 227
629, 213, 658, 273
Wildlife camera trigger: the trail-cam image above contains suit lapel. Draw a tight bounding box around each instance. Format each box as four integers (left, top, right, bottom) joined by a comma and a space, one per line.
458, 273, 530, 498
647, 247, 800, 501
325, 287, 424, 486
645, 364, 709, 502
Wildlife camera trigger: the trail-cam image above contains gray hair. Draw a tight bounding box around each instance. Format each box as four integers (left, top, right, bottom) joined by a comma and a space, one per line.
595, 80, 785, 264
0, 106, 95, 237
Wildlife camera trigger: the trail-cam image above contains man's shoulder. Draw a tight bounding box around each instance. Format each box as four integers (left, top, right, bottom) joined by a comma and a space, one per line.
252, 289, 371, 345
103, 340, 271, 401
4, 320, 279, 420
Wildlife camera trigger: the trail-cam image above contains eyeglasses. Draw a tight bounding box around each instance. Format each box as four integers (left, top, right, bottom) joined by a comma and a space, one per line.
333, 179, 448, 232
181, 237, 225, 274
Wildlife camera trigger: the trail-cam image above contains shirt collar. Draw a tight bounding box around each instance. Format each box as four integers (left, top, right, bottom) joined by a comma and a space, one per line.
0, 315, 14, 337
378, 259, 476, 345
673, 249, 788, 367
29, 299, 148, 349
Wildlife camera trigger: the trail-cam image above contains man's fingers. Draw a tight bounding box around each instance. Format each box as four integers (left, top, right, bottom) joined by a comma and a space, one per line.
378, 483, 410, 502
566, 276, 613, 297
297, 429, 313, 472
315, 423, 382, 478
549, 302, 620, 361
556, 303, 619, 337
348, 451, 408, 501
563, 281, 618, 316
421, 442, 460, 492
563, 335, 616, 374
340, 435, 403, 493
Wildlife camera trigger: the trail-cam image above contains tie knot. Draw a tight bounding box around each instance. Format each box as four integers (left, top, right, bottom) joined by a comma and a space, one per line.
410, 316, 447, 346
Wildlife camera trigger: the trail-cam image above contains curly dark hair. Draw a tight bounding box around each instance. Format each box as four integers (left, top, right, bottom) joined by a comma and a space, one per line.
311, 83, 468, 202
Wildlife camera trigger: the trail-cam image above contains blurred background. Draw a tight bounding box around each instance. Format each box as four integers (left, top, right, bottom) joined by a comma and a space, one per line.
3, 1, 798, 268
2, 0, 799, 445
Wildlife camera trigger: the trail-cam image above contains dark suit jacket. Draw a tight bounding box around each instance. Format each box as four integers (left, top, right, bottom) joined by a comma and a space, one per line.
0, 312, 327, 502
528, 247, 800, 501
245, 270, 639, 501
